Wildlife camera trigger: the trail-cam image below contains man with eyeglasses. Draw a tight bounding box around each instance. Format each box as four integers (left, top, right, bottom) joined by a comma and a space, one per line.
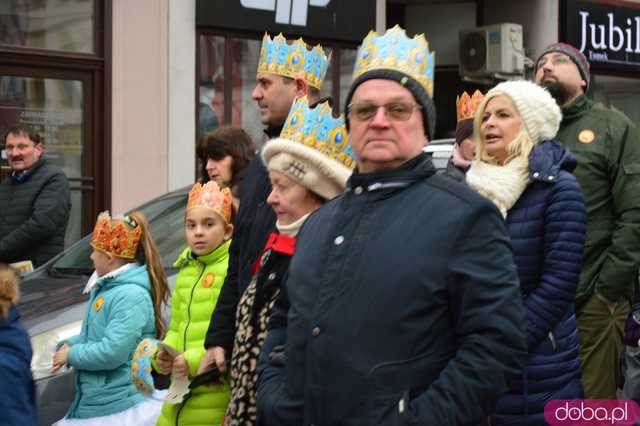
0, 124, 71, 268
535, 42, 640, 400
257, 26, 527, 426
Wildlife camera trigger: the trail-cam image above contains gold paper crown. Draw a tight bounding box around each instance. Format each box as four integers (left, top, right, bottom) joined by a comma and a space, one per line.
257, 33, 330, 90
90, 211, 142, 260
187, 181, 233, 223
456, 90, 485, 122
279, 96, 355, 170
353, 25, 435, 98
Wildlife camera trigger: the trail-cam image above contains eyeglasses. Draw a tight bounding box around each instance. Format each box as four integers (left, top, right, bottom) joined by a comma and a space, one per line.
347, 101, 421, 122
537, 54, 571, 68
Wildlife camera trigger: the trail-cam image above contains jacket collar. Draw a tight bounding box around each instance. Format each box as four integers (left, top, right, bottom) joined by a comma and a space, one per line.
561, 94, 591, 122
10, 158, 46, 183
347, 152, 435, 193
83, 262, 141, 294
528, 140, 577, 183
264, 124, 284, 139
174, 239, 231, 268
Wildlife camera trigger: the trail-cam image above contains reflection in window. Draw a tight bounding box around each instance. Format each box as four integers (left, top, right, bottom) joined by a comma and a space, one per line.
338, 48, 357, 115
233, 38, 262, 147
0, 0, 95, 53
198, 34, 224, 141
591, 75, 640, 126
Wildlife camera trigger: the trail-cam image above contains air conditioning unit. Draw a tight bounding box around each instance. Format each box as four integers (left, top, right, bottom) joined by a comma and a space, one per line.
459, 23, 525, 80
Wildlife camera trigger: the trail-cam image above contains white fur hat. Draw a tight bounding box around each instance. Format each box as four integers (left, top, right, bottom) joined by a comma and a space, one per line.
262, 139, 353, 200
261, 97, 355, 200
483, 80, 562, 144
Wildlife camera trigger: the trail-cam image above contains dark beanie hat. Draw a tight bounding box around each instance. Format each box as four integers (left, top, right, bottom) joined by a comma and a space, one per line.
455, 118, 474, 145
344, 69, 437, 140
536, 42, 590, 90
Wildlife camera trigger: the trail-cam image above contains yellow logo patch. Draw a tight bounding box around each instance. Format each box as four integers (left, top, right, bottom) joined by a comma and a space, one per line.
578, 129, 595, 144
93, 296, 105, 312
202, 272, 216, 288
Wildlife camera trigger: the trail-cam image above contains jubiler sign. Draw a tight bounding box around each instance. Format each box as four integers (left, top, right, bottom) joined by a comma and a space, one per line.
562, 0, 640, 72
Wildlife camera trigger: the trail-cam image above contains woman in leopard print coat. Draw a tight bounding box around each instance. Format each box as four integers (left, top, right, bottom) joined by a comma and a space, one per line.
223, 97, 355, 425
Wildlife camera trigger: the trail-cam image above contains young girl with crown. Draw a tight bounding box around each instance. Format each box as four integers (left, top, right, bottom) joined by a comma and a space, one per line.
152, 181, 234, 426
207, 96, 354, 426
51, 211, 169, 426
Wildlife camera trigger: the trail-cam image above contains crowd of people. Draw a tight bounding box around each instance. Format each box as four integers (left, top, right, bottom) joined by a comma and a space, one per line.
1, 23, 640, 426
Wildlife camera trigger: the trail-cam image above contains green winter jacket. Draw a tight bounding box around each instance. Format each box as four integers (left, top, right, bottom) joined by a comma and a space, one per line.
156, 241, 231, 426
557, 95, 640, 307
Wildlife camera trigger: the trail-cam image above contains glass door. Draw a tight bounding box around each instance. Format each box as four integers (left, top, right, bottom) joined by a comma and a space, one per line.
0, 72, 92, 247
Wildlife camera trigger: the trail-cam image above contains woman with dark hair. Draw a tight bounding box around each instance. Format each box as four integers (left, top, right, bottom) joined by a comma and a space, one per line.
197, 126, 255, 210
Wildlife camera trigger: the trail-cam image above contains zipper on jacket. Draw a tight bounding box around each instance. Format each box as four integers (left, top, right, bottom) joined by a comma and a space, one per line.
182, 262, 206, 351
175, 392, 192, 426
548, 331, 557, 352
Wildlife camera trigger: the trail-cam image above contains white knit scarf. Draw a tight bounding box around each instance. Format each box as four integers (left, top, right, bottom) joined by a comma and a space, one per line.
276, 213, 311, 237
466, 156, 530, 218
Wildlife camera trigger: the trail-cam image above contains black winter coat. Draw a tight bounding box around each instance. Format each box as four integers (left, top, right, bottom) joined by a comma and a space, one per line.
0, 159, 71, 267
205, 128, 278, 353
257, 153, 528, 426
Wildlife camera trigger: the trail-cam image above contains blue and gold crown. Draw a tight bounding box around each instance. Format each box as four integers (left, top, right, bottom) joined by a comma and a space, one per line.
352, 25, 435, 98
280, 96, 355, 169
257, 33, 329, 90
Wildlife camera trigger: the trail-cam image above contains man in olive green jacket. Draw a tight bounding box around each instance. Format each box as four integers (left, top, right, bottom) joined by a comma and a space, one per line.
535, 42, 640, 399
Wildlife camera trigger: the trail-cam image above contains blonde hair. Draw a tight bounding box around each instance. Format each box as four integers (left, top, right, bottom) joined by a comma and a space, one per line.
473, 91, 535, 166
0, 265, 19, 319
128, 212, 170, 339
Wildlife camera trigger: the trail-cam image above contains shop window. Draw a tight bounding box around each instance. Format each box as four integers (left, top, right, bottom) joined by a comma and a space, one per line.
231, 38, 262, 146
337, 48, 356, 114
197, 33, 358, 150
198, 34, 225, 139
591, 75, 640, 126
0, 0, 95, 54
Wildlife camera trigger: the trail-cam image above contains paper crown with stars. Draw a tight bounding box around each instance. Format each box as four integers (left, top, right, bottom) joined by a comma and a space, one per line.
187, 181, 233, 224
456, 90, 485, 122
352, 25, 435, 98
90, 211, 142, 260
261, 96, 355, 200
257, 33, 330, 90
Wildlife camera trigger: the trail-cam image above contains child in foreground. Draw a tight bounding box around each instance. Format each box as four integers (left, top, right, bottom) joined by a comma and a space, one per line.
154, 181, 233, 426
52, 211, 169, 425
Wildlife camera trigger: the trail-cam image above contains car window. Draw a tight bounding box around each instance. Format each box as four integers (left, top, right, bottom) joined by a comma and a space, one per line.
50, 194, 187, 274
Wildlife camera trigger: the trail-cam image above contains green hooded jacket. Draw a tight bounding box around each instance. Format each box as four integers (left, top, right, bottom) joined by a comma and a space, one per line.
556, 95, 640, 307
156, 240, 231, 426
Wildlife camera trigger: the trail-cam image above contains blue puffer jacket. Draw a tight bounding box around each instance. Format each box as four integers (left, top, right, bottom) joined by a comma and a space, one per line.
0, 307, 37, 426
493, 140, 587, 426
62, 264, 156, 419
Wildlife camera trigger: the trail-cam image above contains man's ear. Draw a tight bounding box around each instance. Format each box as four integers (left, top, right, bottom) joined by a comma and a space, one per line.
294, 77, 310, 98
34, 143, 44, 159
580, 79, 588, 91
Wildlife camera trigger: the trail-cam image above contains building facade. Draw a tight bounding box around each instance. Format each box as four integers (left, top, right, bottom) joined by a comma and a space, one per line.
1, 0, 637, 247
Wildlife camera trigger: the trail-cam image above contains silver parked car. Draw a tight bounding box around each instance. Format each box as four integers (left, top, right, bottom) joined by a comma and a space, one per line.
19, 186, 189, 426
423, 138, 455, 171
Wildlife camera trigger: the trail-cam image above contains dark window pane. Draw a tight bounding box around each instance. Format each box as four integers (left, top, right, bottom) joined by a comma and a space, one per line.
0, 0, 95, 53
